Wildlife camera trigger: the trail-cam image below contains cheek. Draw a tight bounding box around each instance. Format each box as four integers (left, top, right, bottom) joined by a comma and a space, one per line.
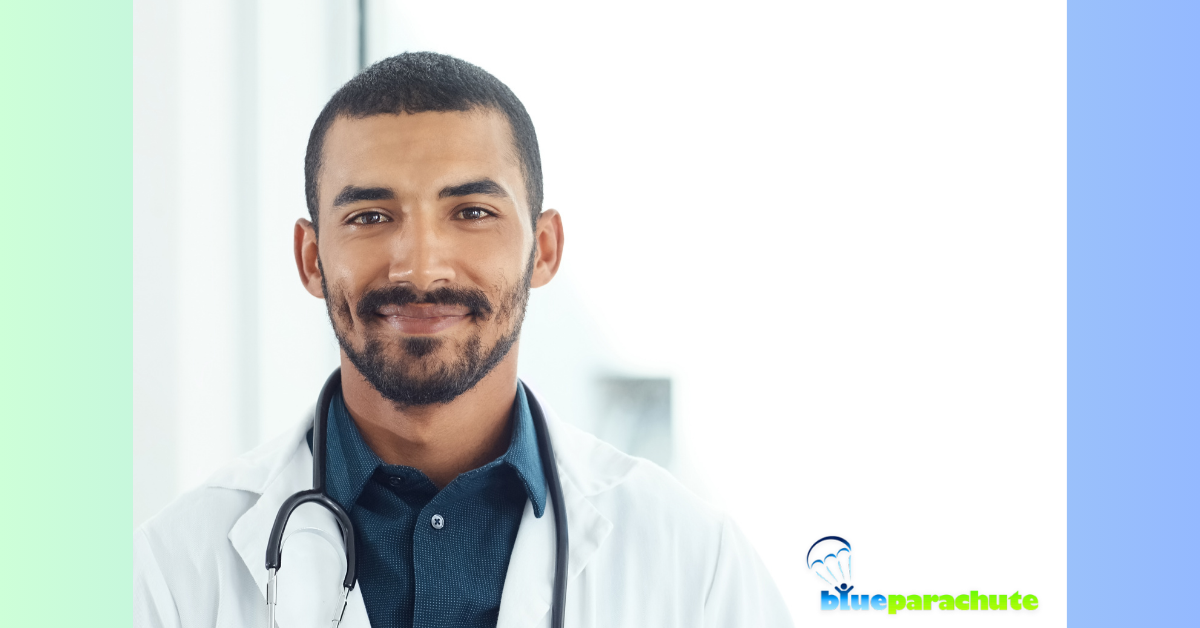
321, 243, 385, 312
463, 241, 534, 302
335, 285, 353, 322
324, 278, 354, 325
487, 271, 531, 325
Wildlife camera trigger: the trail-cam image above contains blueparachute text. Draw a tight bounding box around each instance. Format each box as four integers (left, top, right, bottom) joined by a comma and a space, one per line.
821, 589, 1040, 614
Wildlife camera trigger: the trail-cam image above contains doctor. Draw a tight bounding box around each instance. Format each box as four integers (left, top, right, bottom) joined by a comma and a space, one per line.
134, 52, 792, 628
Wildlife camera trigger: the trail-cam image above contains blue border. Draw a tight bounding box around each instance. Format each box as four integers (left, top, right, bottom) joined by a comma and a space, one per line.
1069, 2, 1199, 625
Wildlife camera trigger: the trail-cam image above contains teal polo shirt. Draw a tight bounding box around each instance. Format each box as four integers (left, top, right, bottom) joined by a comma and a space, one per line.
310, 383, 547, 628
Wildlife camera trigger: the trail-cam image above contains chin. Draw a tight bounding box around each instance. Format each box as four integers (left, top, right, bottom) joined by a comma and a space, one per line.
399, 336, 444, 359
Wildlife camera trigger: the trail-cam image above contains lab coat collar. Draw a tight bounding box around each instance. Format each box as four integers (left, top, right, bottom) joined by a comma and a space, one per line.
221, 389, 617, 628
495, 396, 614, 628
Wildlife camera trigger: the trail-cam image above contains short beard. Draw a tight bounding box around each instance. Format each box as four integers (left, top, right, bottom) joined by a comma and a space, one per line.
320, 249, 535, 407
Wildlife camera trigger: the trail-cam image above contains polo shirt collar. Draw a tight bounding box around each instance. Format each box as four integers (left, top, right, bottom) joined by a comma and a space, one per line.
501, 382, 548, 517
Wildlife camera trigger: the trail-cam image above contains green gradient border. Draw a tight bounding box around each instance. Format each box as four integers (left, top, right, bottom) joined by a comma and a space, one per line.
0, 1, 131, 626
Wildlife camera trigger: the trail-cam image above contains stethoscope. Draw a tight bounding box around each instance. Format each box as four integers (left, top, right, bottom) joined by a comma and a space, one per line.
264, 368, 569, 628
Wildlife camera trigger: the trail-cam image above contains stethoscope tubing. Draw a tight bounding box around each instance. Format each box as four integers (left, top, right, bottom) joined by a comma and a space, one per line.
526, 386, 570, 628
265, 369, 357, 590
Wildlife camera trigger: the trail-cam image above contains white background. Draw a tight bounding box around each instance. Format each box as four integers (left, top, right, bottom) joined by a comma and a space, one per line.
134, 1, 1065, 623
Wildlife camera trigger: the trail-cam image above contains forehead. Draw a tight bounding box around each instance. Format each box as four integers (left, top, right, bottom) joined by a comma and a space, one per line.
318, 109, 523, 207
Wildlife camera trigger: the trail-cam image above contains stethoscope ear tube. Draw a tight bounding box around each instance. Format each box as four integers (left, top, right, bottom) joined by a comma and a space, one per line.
526, 387, 569, 628
264, 369, 358, 591
264, 490, 357, 590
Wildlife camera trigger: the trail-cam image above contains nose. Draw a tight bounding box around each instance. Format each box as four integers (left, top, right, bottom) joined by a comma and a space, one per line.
386, 212, 455, 291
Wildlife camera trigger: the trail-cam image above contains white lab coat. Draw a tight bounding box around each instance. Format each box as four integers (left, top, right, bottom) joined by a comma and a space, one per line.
134, 391, 793, 628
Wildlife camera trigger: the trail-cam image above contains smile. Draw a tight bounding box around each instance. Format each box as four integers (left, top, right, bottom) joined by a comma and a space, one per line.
374, 304, 471, 335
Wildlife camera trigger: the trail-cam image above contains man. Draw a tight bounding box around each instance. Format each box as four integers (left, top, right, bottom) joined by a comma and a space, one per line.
134, 52, 791, 628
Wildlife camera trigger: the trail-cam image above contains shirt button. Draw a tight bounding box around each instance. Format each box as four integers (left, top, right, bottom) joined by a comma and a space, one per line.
388, 477, 404, 488
430, 514, 445, 530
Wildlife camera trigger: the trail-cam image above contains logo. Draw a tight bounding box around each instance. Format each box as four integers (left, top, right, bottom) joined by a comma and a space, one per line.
806, 536, 1040, 615
807, 536, 854, 592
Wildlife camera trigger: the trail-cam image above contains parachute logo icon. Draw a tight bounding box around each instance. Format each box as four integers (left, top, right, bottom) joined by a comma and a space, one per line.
807, 536, 853, 592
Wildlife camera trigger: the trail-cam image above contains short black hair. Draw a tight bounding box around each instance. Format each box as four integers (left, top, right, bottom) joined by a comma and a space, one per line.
304, 52, 543, 230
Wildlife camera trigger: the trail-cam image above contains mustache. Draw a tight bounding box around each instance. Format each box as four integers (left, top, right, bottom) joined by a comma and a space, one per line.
355, 284, 495, 320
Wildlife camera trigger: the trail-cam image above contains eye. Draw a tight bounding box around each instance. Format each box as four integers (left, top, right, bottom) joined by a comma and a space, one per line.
350, 211, 390, 225
456, 206, 494, 220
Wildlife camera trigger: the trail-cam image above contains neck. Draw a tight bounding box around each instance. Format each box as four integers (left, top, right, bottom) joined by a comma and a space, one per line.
338, 349, 520, 488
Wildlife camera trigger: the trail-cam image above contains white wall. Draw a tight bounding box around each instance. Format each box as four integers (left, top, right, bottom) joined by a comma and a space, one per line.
135, 2, 1065, 623
134, 0, 354, 526
134, 0, 182, 530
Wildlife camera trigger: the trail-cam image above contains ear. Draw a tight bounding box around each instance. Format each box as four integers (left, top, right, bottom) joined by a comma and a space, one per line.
294, 219, 325, 299
530, 209, 564, 289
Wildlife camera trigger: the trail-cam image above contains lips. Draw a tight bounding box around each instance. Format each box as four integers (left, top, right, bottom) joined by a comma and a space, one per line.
374, 303, 470, 335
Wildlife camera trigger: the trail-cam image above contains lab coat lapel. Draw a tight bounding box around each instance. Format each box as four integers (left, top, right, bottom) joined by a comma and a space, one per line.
496, 408, 614, 628
227, 422, 372, 628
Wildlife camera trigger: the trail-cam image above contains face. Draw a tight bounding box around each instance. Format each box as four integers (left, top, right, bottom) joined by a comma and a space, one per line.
295, 109, 562, 406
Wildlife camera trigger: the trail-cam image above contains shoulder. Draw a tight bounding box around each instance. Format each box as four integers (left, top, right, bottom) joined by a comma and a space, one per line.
134, 483, 260, 628
547, 412, 793, 625
135, 420, 308, 579
135, 423, 310, 627
549, 417, 728, 543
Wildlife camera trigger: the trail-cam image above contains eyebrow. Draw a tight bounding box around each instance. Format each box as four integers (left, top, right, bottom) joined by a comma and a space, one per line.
332, 185, 395, 207
439, 178, 509, 200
